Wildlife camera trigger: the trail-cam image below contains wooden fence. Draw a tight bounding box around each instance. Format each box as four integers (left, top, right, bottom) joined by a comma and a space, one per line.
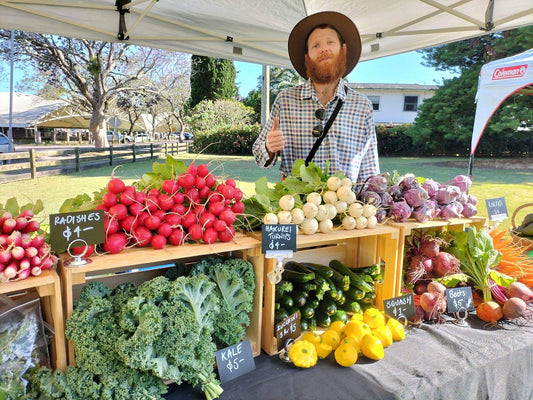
0, 142, 189, 183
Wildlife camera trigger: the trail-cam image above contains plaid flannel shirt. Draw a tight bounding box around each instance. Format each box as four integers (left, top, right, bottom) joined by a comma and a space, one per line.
252, 80, 380, 186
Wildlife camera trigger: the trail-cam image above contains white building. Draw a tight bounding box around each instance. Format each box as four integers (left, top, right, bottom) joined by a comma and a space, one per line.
348, 83, 439, 124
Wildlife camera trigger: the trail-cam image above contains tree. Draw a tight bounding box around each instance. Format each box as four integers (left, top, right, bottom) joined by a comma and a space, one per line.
0, 31, 190, 148
242, 67, 303, 124
408, 26, 533, 156
189, 55, 237, 108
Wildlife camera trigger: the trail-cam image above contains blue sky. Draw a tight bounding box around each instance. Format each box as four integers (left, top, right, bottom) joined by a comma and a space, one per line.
235, 50, 459, 97
1, 50, 458, 96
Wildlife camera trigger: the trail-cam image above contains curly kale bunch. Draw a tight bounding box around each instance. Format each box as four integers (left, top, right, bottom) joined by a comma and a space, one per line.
114, 275, 223, 400
191, 257, 255, 349
24, 282, 167, 400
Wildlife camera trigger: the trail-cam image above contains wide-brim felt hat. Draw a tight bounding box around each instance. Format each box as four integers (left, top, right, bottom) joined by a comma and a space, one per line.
288, 11, 361, 79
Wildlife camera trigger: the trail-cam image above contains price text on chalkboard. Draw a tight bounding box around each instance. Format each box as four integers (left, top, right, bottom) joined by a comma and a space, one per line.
446, 287, 474, 313
49, 210, 104, 253
261, 224, 297, 253
383, 294, 415, 320
485, 197, 508, 222
275, 311, 300, 350
215, 339, 255, 384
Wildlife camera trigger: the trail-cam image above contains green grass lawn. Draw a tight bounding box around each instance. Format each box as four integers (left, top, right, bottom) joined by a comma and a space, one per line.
1, 155, 531, 232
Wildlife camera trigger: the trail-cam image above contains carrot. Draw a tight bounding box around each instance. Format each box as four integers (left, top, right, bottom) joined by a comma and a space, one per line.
490, 228, 533, 285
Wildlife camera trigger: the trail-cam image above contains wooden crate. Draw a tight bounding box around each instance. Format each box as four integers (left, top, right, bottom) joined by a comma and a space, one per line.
387, 217, 488, 291
253, 224, 400, 356
58, 232, 263, 365
0, 270, 67, 371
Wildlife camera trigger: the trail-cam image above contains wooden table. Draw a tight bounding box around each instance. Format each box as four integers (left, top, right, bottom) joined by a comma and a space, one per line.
0, 269, 67, 371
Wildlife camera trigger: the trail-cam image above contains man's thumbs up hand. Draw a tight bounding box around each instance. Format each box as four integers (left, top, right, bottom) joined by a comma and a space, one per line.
266, 117, 284, 155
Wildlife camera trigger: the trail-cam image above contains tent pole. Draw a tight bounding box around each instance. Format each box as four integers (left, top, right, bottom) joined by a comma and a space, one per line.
468, 153, 474, 178
261, 65, 270, 126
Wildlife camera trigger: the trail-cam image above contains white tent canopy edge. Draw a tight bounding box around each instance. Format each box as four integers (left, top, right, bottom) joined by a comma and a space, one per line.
1, 1, 532, 68
468, 48, 533, 176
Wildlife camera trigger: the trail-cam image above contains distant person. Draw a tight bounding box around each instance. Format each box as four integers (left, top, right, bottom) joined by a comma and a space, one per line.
252, 11, 379, 186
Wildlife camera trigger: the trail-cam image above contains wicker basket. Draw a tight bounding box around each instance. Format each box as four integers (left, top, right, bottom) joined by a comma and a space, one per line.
510, 203, 533, 254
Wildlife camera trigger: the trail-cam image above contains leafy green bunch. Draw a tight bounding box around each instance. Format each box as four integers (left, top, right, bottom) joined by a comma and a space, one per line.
240, 159, 345, 230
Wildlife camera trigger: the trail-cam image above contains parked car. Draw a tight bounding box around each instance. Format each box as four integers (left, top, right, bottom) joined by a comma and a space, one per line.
0, 132, 15, 153
107, 131, 124, 144
169, 131, 194, 142
134, 132, 151, 143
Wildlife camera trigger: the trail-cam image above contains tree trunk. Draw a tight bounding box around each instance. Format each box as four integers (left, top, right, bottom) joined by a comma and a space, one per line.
91, 109, 108, 148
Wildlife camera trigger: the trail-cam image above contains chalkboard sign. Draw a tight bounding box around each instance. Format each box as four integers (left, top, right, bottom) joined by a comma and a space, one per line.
383, 294, 415, 320
446, 287, 474, 313
49, 210, 105, 253
275, 311, 300, 351
215, 339, 255, 384
261, 224, 297, 253
485, 197, 508, 222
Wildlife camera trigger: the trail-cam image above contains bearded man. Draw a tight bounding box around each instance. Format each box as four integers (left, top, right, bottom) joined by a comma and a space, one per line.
252, 11, 380, 187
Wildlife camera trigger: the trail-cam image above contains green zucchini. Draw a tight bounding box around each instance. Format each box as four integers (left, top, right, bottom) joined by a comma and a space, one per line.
302, 261, 350, 291
318, 299, 337, 316
316, 312, 332, 328
275, 307, 289, 323
359, 290, 376, 305
344, 286, 365, 301
301, 304, 315, 319
278, 295, 294, 309
293, 282, 317, 292
300, 319, 309, 331
281, 268, 315, 283
275, 280, 293, 297
330, 309, 348, 324
340, 300, 362, 314
329, 259, 374, 292
292, 291, 307, 308
300, 262, 334, 278
307, 296, 320, 309
335, 294, 346, 306
305, 317, 317, 332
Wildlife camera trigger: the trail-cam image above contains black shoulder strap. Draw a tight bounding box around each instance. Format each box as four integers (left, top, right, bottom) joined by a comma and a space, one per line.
305, 86, 347, 166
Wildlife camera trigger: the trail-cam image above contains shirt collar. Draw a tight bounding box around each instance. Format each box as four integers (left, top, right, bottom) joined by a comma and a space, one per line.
300, 80, 348, 104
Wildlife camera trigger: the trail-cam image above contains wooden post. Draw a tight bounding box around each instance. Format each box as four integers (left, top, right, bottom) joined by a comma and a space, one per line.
75, 147, 80, 172
165, 142, 168, 157
30, 149, 37, 179
132, 144, 136, 162
150, 143, 154, 158
109, 146, 113, 166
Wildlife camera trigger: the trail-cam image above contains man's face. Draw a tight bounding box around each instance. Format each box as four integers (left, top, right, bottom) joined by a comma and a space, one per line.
304, 27, 347, 84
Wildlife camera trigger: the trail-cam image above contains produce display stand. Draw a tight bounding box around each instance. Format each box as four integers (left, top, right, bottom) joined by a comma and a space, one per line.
250, 224, 401, 356
387, 216, 488, 286
0, 270, 67, 371
58, 232, 263, 365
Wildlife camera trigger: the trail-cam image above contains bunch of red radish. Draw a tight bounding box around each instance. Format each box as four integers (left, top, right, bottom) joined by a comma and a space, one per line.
0, 210, 58, 282
95, 162, 245, 254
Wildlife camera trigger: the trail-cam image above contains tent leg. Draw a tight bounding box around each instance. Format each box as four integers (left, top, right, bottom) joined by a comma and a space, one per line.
467, 154, 474, 178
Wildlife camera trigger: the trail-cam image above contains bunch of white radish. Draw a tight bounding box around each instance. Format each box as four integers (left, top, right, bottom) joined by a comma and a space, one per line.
263, 176, 380, 234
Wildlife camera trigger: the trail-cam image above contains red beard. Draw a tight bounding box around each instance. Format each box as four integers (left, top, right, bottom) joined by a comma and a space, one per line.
305, 46, 347, 84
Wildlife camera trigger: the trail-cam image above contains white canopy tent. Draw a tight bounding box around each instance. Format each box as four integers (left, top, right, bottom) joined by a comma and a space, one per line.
1, 1, 532, 68
468, 48, 533, 176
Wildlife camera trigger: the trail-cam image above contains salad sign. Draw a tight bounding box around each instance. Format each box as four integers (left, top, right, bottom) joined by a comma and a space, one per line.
275, 311, 300, 351
446, 287, 474, 313
485, 197, 508, 222
49, 210, 104, 253
383, 294, 415, 320
215, 339, 255, 384
261, 224, 297, 253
